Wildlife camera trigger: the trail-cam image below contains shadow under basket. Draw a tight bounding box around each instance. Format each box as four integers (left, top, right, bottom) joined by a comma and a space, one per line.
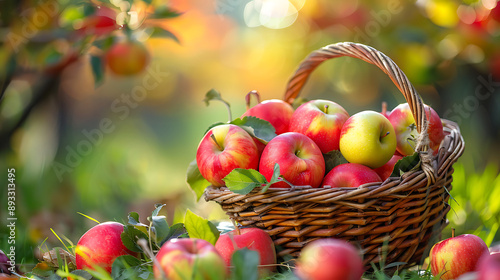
204, 42, 465, 269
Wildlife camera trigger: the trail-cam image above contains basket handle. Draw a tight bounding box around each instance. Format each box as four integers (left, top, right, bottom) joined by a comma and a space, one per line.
284, 42, 436, 183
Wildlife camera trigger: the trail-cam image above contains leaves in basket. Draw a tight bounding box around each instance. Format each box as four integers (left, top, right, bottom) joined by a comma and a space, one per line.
224, 168, 267, 195
231, 248, 260, 280
390, 152, 421, 177
186, 159, 211, 201
323, 150, 349, 175
184, 209, 220, 245
231, 116, 277, 143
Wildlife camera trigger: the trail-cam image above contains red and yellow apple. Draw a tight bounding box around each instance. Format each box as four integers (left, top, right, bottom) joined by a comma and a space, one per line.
295, 238, 364, 280
242, 99, 294, 135
75, 222, 139, 273
215, 228, 276, 274
322, 163, 382, 188
430, 234, 489, 280
153, 238, 227, 280
339, 110, 397, 169
197, 124, 260, 187
388, 103, 444, 156
259, 132, 325, 188
372, 154, 403, 181
289, 100, 350, 154
106, 40, 150, 76
477, 252, 500, 280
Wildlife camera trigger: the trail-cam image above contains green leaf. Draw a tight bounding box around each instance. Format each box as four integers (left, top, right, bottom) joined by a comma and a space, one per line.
111, 255, 153, 280
390, 152, 421, 177
152, 203, 165, 217
150, 215, 170, 245
164, 223, 187, 244
128, 212, 148, 227
264, 163, 292, 191
149, 27, 180, 43
184, 209, 220, 245
323, 150, 349, 175
186, 159, 211, 201
224, 168, 268, 195
66, 270, 92, 280
150, 6, 182, 19
231, 248, 260, 280
203, 89, 232, 121
90, 55, 104, 86
231, 116, 277, 143
121, 225, 149, 253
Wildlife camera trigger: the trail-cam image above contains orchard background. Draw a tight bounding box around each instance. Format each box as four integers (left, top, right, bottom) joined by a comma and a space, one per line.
1, 0, 500, 276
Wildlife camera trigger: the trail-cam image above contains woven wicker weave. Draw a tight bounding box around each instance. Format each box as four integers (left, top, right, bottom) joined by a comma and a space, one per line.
205, 42, 465, 268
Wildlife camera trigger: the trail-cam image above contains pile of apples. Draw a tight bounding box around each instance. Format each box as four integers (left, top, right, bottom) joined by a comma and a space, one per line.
196, 96, 445, 190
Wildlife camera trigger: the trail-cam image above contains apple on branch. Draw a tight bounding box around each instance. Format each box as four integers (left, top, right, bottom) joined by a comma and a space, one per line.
289, 99, 350, 154
339, 110, 397, 169
322, 163, 382, 188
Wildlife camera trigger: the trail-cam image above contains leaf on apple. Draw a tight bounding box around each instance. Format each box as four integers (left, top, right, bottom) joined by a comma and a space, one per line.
111, 255, 152, 280
186, 159, 211, 201
323, 150, 349, 175
224, 168, 267, 195
231, 116, 277, 143
184, 209, 220, 245
390, 152, 421, 177
231, 248, 260, 280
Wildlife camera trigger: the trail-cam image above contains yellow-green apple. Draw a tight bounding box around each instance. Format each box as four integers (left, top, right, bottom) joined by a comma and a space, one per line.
295, 238, 364, 280
75, 222, 139, 273
430, 234, 489, 280
477, 252, 500, 280
153, 238, 227, 280
259, 132, 325, 188
372, 154, 403, 181
339, 110, 397, 169
215, 228, 276, 274
242, 99, 294, 135
196, 124, 260, 187
322, 163, 382, 188
289, 100, 350, 154
388, 103, 445, 156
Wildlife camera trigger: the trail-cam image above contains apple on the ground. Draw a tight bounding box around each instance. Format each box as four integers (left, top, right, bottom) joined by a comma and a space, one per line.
154, 238, 227, 280
477, 252, 500, 280
339, 110, 397, 169
430, 233, 489, 280
197, 124, 260, 187
295, 238, 364, 280
289, 99, 349, 154
372, 154, 403, 181
259, 132, 325, 188
322, 163, 382, 188
388, 103, 445, 156
75, 222, 139, 273
215, 227, 276, 275
242, 99, 294, 135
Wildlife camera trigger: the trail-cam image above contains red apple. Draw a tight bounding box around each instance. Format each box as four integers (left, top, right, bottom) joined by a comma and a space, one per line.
106, 40, 150, 76
215, 228, 276, 274
372, 154, 403, 181
197, 124, 260, 187
295, 238, 364, 280
388, 103, 444, 156
76, 6, 118, 37
75, 222, 139, 273
430, 234, 489, 280
322, 163, 382, 188
289, 99, 350, 154
242, 99, 294, 135
339, 110, 397, 169
153, 238, 227, 280
259, 132, 325, 188
477, 252, 500, 280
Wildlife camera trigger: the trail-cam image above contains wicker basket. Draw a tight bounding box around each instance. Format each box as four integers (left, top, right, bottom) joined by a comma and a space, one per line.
204, 42, 465, 268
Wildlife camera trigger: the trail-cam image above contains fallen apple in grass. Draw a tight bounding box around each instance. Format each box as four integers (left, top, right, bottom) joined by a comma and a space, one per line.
289, 99, 350, 154
197, 124, 260, 187
295, 238, 364, 280
259, 132, 325, 188
215, 227, 276, 275
430, 232, 489, 280
154, 238, 227, 280
322, 163, 382, 188
75, 222, 139, 274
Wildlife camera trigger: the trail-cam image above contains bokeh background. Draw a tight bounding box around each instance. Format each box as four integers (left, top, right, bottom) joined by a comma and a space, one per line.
1, 0, 500, 266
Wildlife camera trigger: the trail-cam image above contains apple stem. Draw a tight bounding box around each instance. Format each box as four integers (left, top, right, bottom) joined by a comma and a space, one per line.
231, 219, 241, 236
323, 104, 329, 114
245, 90, 261, 110
452, 228, 455, 238
382, 101, 387, 115
381, 131, 390, 138
210, 134, 223, 151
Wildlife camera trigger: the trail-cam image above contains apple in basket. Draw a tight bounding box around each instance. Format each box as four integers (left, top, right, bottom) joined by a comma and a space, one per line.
388, 103, 445, 156
339, 110, 397, 169
372, 154, 403, 181
197, 124, 260, 187
75, 222, 139, 273
477, 252, 500, 280
322, 163, 382, 188
215, 227, 276, 275
242, 99, 294, 135
153, 238, 227, 280
295, 238, 364, 280
259, 132, 325, 188
289, 99, 350, 154
430, 232, 489, 280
